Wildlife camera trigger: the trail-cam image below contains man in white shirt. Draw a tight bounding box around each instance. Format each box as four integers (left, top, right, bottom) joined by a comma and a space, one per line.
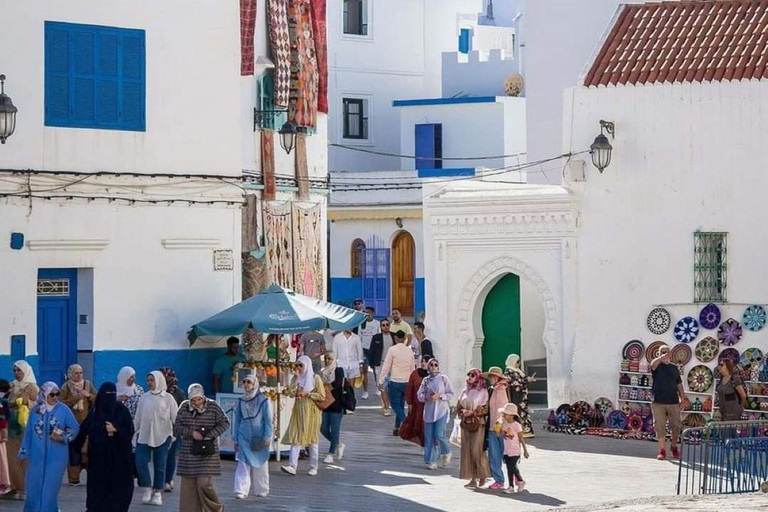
358, 306, 380, 400
333, 330, 363, 380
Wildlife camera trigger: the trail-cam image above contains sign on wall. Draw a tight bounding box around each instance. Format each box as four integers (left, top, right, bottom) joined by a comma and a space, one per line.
213, 250, 234, 271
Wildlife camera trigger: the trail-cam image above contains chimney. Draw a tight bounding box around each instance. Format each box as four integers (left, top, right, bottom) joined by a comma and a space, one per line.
487, 0, 494, 20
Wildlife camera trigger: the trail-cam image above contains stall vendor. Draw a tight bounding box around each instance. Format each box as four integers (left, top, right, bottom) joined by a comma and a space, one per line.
213, 337, 247, 394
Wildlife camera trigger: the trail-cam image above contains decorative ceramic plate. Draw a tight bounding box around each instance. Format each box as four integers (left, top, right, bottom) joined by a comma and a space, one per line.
740, 348, 763, 369
695, 336, 720, 363
718, 347, 740, 366
743, 305, 767, 332
594, 397, 614, 415
699, 303, 721, 330
623, 340, 645, 361
718, 318, 743, 346
646, 341, 669, 363
670, 344, 693, 366
643, 415, 655, 435
627, 413, 644, 431
607, 410, 628, 430
620, 403, 632, 415
683, 413, 706, 428
647, 307, 672, 335
556, 403, 571, 416
675, 317, 700, 343
687, 365, 714, 393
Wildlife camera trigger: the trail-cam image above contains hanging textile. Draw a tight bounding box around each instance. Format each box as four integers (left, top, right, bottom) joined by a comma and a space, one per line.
242, 252, 269, 300
261, 130, 276, 201
240, 0, 257, 75
288, 0, 319, 129
267, 0, 291, 108
309, 0, 328, 114
265, 201, 294, 289
295, 133, 309, 200
292, 203, 323, 299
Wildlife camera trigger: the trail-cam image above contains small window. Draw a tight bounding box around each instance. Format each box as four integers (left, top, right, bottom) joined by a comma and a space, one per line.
343, 0, 368, 36
415, 123, 442, 170
255, 73, 286, 131
694, 232, 727, 303
351, 238, 366, 277
343, 98, 368, 140
459, 28, 471, 54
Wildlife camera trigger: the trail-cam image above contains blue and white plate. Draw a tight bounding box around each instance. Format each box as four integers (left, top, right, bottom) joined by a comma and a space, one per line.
674, 316, 700, 343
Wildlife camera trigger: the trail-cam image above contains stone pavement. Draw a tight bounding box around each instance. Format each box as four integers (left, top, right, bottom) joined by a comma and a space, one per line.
0, 401, 745, 512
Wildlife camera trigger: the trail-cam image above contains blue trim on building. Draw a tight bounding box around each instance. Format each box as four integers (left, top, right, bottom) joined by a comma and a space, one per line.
415, 278, 426, 319
330, 277, 362, 307
417, 168, 475, 178
0, 355, 40, 383
393, 96, 496, 107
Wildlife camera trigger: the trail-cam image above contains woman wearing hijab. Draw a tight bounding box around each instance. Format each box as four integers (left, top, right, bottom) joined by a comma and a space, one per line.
160, 366, 184, 493
319, 351, 346, 464
59, 363, 97, 485
134, 370, 179, 506
400, 356, 430, 447
7, 360, 39, 500
73, 382, 135, 512
174, 383, 229, 512
457, 368, 491, 487
116, 366, 144, 419
504, 354, 535, 438
417, 358, 454, 470
233, 375, 272, 499
18, 382, 79, 512
280, 355, 326, 476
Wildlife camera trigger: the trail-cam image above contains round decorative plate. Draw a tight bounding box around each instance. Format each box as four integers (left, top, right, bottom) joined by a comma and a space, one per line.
743, 305, 766, 332
683, 413, 706, 428
627, 413, 644, 431
699, 303, 721, 330
607, 410, 628, 430
740, 347, 763, 369
718, 318, 743, 346
643, 415, 655, 435
623, 340, 645, 361
718, 347, 740, 366
556, 403, 571, 416
674, 316, 700, 343
695, 336, 720, 363
687, 365, 714, 392
670, 343, 693, 366
647, 307, 672, 335
646, 341, 669, 363
594, 397, 614, 415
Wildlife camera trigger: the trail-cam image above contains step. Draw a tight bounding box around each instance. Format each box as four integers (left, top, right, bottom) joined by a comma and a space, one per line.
528, 378, 548, 393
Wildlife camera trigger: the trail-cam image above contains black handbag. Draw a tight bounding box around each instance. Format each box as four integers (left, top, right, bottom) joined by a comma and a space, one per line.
341, 379, 356, 412
191, 427, 216, 456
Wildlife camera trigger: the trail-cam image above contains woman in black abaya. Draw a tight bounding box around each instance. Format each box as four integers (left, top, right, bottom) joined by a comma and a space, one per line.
73, 381, 135, 512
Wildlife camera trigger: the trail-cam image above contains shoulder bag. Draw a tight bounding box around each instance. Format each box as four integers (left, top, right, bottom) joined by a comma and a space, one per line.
341, 379, 356, 412
191, 426, 216, 456
313, 382, 335, 411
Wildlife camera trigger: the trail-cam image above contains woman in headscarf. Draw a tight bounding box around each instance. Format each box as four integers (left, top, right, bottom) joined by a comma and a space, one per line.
174, 383, 229, 512
116, 366, 144, 419
319, 351, 346, 464
417, 359, 454, 470
233, 375, 272, 499
400, 355, 430, 447
59, 363, 97, 485
457, 368, 491, 487
504, 354, 535, 438
7, 360, 39, 500
280, 355, 325, 476
160, 366, 184, 493
72, 382, 135, 512
18, 382, 79, 512
134, 370, 179, 506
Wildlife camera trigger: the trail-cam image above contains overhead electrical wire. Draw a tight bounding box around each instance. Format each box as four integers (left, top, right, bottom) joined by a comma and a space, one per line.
328, 142, 528, 161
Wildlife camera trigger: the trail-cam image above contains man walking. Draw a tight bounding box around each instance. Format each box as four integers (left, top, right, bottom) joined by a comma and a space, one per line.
358, 307, 380, 400
213, 337, 246, 394
378, 330, 414, 436
651, 346, 685, 460
299, 330, 327, 373
370, 319, 395, 415
390, 309, 412, 344
334, 329, 364, 381
351, 299, 364, 334
413, 322, 434, 362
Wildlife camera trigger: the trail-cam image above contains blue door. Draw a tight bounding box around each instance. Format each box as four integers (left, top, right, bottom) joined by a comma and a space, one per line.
37, 269, 78, 383
362, 248, 390, 318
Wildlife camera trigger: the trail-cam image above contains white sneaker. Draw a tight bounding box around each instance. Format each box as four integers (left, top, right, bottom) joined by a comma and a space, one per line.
257, 491, 269, 498
164, 482, 173, 493
337, 443, 346, 460
440, 452, 452, 468
141, 488, 153, 504
149, 492, 163, 506
308, 467, 318, 476
323, 454, 334, 464
375, 389, 381, 396
280, 465, 297, 476
234, 493, 247, 500
505, 486, 516, 494
362, 391, 369, 400
426, 463, 438, 470
517, 481, 526, 492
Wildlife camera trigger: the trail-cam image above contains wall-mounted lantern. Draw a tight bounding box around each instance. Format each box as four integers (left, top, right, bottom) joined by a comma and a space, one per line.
0, 74, 18, 144
590, 120, 614, 173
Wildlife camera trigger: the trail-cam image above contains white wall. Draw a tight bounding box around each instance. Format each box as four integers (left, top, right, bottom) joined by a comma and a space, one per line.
442, 49, 519, 99
76, 268, 94, 351
521, 278, 546, 361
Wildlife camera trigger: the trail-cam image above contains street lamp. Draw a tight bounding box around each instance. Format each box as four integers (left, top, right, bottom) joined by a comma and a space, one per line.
278, 121, 297, 155
590, 120, 614, 173
0, 74, 18, 144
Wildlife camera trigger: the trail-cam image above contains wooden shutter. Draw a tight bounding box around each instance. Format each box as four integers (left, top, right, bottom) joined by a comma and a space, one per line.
97, 32, 119, 125
415, 123, 442, 170
459, 28, 470, 53
121, 33, 145, 129
45, 24, 71, 124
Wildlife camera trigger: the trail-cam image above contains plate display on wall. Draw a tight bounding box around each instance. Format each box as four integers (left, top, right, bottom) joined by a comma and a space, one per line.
607, 410, 628, 430
687, 365, 714, 393
740, 348, 763, 369
647, 307, 672, 335
683, 413, 706, 428
695, 336, 720, 363
627, 413, 644, 431
674, 317, 700, 343
743, 305, 767, 332
699, 303, 721, 330
718, 318, 743, 346
593, 397, 613, 415
718, 347, 740, 366
623, 340, 645, 361
646, 341, 669, 363
670, 343, 693, 366
643, 415, 655, 435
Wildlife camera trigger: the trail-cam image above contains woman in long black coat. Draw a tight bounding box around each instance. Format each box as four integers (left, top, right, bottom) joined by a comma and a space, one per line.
73, 381, 135, 512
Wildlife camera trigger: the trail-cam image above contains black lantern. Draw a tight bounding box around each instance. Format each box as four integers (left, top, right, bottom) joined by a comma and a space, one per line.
0, 75, 17, 144
278, 121, 297, 155
590, 120, 614, 173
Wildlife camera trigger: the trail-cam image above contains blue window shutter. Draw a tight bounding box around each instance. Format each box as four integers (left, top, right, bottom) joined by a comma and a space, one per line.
97, 32, 119, 124
45, 24, 71, 124
459, 28, 470, 54
415, 124, 437, 170
121, 33, 145, 129
72, 30, 96, 123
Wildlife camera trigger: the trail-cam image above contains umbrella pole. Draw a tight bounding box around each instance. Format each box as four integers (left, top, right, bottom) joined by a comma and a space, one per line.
276, 360, 281, 462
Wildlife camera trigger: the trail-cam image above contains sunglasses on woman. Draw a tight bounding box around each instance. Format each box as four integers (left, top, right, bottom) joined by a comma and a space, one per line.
296, 363, 304, 368
429, 363, 439, 368
49, 392, 60, 397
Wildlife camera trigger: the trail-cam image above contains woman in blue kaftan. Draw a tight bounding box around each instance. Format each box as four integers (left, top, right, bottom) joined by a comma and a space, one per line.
18, 381, 79, 512
232, 375, 273, 499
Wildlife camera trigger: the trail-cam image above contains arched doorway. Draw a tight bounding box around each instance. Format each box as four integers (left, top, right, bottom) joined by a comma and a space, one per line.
481, 273, 521, 371
391, 231, 415, 316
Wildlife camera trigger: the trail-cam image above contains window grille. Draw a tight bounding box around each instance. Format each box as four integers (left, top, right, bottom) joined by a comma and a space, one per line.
350, 238, 366, 277
694, 232, 727, 303
37, 278, 70, 297
343, 98, 368, 139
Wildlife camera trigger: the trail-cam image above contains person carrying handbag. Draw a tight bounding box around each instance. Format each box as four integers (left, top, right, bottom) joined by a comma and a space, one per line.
456, 368, 491, 488
233, 375, 272, 500
319, 352, 347, 464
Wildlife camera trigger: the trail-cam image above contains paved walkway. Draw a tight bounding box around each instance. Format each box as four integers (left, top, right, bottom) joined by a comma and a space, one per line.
0, 402, 737, 511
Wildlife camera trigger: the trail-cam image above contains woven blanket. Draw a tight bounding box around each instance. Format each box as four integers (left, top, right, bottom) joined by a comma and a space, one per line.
261, 130, 276, 201
288, 0, 318, 128
267, 0, 291, 108
309, 0, 327, 113
292, 203, 323, 299
295, 133, 309, 199
265, 201, 294, 289
240, 0, 257, 75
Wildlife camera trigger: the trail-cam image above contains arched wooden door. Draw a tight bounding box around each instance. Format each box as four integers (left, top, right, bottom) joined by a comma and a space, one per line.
391, 231, 415, 316
481, 273, 521, 371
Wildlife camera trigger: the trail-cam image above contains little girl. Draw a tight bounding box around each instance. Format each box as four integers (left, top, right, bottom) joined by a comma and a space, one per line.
0, 378, 11, 495
497, 402, 529, 494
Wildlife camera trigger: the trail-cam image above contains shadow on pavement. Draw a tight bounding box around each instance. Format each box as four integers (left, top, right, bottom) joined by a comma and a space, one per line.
527, 428, 661, 461
474, 488, 567, 507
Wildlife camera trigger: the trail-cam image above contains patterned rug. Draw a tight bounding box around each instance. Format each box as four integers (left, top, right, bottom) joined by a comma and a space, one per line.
242, 252, 269, 300
265, 201, 294, 289
261, 130, 276, 201
240, 0, 257, 75
295, 133, 309, 200
309, 0, 327, 114
288, 0, 319, 129
267, 0, 291, 108
292, 203, 323, 299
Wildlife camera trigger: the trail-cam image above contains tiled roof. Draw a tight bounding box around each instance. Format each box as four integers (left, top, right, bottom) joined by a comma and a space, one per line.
584, 0, 768, 86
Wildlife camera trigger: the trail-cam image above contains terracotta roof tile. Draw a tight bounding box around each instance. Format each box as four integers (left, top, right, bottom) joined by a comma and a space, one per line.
584, 0, 768, 86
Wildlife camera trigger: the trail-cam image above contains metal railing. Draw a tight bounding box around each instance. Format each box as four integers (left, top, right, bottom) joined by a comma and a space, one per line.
677, 420, 768, 495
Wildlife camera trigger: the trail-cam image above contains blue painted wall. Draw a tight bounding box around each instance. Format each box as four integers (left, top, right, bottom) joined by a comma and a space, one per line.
415, 278, 425, 319
0, 355, 39, 384
330, 277, 362, 307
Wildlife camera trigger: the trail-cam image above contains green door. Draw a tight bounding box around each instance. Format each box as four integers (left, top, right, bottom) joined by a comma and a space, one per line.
481, 273, 521, 371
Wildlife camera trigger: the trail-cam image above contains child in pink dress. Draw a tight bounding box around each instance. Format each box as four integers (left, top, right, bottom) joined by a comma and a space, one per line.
0, 379, 11, 495
496, 402, 529, 494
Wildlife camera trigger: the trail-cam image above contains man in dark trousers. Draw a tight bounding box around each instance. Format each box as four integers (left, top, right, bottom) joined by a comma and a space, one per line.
370, 318, 395, 416
413, 322, 434, 361
650, 345, 685, 460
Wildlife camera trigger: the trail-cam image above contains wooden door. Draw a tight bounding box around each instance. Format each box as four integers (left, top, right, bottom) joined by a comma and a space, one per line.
391, 231, 415, 316
481, 273, 521, 371
37, 269, 78, 384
